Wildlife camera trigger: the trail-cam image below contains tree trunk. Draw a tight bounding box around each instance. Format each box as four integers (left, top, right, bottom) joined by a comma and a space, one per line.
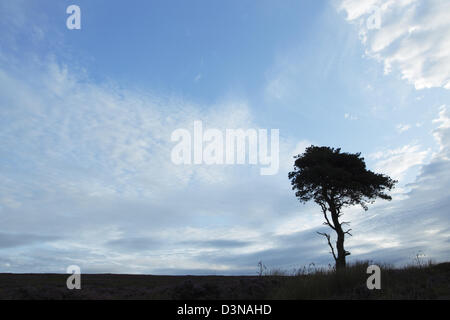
335, 227, 346, 269
330, 205, 347, 270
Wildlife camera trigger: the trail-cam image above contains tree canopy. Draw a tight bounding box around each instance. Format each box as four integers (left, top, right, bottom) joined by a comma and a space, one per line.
288, 146, 397, 211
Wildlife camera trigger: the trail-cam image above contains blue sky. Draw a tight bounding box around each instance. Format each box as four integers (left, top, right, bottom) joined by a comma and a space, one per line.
0, 0, 449, 274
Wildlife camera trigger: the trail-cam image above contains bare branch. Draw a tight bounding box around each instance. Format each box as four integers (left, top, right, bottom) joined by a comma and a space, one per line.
322, 221, 335, 229
319, 202, 327, 213
343, 229, 353, 236
317, 232, 337, 261
319, 203, 335, 231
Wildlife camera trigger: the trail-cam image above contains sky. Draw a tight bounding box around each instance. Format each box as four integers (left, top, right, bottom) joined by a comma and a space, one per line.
0, 0, 449, 274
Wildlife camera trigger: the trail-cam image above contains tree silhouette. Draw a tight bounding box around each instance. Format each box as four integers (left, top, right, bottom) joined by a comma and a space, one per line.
288, 146, 397, 269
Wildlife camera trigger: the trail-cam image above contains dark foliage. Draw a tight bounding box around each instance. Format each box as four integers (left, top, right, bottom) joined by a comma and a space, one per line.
288, 146, 396, 210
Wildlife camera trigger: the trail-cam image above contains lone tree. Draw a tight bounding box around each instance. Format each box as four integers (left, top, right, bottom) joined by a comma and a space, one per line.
288, 146, 396, 269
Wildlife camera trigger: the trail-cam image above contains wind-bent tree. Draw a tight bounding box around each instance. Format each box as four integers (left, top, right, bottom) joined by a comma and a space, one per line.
288, 146, 396, 269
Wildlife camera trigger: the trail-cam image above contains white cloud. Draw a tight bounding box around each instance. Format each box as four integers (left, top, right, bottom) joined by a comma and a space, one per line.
344, 113, 358, 120
0, 59, 261, 201
432, 105, 450, 159
0, 55, 310, 273
370, 144, 429, 181
396, 123, 411, 133
339, 0, 450, 90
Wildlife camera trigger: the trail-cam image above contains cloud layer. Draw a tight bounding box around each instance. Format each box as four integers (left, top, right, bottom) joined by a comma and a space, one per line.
339, 0, 450, 89
1, 55, 449, 273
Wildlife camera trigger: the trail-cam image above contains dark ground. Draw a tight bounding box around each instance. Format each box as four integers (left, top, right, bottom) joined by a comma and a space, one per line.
0, 262, 449, 299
